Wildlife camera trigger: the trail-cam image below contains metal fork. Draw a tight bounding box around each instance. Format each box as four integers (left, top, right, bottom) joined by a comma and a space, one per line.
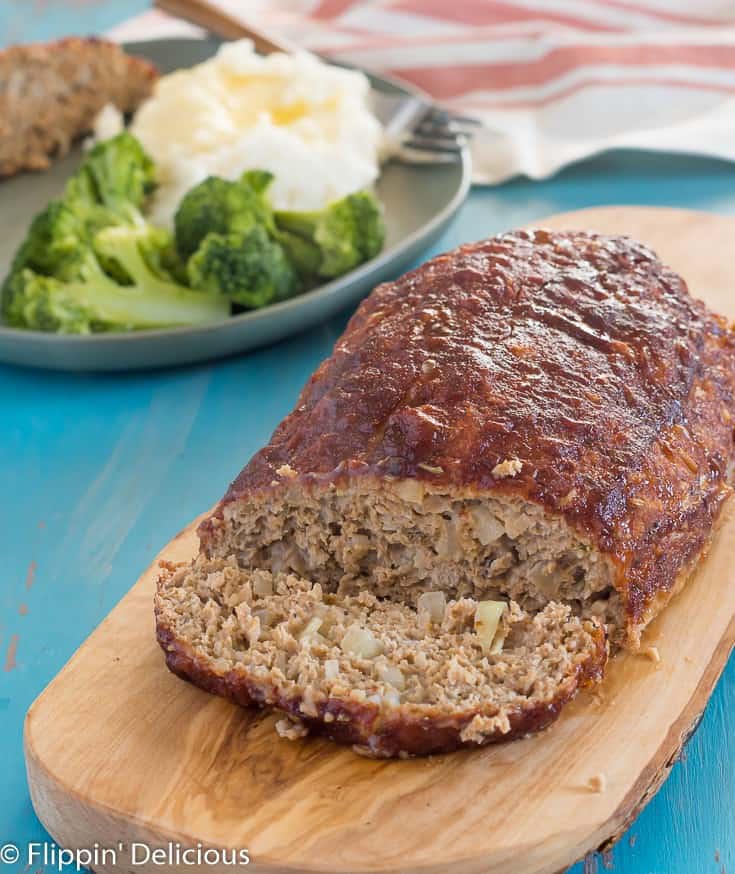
154, 0, 480, 164
371, 90, 480, 164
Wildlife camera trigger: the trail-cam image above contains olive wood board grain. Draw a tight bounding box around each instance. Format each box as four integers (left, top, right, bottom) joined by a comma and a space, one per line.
24, 207, 735, 874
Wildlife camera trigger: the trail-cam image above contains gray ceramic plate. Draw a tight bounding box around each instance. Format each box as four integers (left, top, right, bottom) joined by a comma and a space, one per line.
0, 38, 471, 371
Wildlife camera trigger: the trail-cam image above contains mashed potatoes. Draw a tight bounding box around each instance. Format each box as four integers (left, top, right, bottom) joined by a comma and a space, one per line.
128, 40, 383, 227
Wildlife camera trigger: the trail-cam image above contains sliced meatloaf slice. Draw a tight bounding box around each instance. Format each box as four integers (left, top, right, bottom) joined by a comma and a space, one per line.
198, 230, 735, 650
0, 37, 157, 177
156, 557, 606, 757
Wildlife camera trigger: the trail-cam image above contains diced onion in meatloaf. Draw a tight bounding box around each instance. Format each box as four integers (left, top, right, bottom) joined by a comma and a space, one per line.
209, 485, 624, 644
156, 556, 606, 756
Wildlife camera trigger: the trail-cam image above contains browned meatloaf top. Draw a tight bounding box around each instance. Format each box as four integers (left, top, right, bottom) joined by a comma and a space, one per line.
208, 229, 735, 632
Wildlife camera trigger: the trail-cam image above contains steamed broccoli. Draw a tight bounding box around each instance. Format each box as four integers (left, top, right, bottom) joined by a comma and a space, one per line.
176, 172, 302, 309
187, 225, 298, 309
174, 173, 385, 304
2, 132, 230, 332
174, 171, 275, 261
4, 226, 229, 333
1, 195, 109, 323
273, 228, 322, 285
72, 131, 156, 224
274, 191, 386, 279
5, 210, 60, 323
9, 200, 89, 282
5, 133, 157, 286
241, 169, 275, 196
4, 136, 389, 333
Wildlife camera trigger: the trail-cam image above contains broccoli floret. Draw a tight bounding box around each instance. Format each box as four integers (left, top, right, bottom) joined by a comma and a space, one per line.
187, 225, 298, 309
1, 191, 99, 322
241, 169, 275, 195
4, 226, 229, 333
1, 190, 121, 321
274, 228, 322, 285
1, 131, 226, 333
6, 133, 157, 281
174, 171, 275, 261
4, 270, 98, 334
104, 223, 182, 282
274, 190, 386, 279
151, 234, 191, 286
74, 131, 156, 224
9, 200, 89, 282
2, 198, 126, 319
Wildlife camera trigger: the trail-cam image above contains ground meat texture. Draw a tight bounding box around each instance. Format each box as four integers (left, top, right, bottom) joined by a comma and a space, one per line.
0, 37, 157, 177
201, 230, 735, 649
156, 557, 606, 757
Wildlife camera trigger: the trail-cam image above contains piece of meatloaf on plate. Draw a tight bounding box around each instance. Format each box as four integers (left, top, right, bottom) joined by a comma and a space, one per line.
156, 228, 735, 757
0, 37, 157, 177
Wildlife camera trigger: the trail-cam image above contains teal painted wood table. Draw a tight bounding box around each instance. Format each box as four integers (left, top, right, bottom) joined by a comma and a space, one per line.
1, 4, 735, 873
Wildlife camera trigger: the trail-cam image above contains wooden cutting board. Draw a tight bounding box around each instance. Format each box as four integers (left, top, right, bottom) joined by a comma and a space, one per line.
25, 207, 735, 874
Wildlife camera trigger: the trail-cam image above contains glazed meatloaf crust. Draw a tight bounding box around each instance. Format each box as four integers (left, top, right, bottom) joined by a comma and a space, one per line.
157, 228, 735, 756
0, 37, 157, 177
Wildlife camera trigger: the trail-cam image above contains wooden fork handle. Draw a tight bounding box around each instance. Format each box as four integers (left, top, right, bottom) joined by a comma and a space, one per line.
153, 0, 298, 54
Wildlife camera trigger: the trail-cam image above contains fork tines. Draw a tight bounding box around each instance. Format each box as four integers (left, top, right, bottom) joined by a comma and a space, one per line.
384, 99, 481, 164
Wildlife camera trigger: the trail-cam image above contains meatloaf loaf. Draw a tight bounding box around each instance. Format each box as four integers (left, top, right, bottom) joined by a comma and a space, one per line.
0, 37, 157, 177
156, 228, 735, 756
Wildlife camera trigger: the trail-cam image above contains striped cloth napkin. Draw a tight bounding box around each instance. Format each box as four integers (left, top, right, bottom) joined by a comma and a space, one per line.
111, 0, 735, 184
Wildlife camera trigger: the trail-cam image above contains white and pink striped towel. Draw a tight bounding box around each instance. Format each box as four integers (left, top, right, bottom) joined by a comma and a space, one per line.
111, 0, 735, 184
